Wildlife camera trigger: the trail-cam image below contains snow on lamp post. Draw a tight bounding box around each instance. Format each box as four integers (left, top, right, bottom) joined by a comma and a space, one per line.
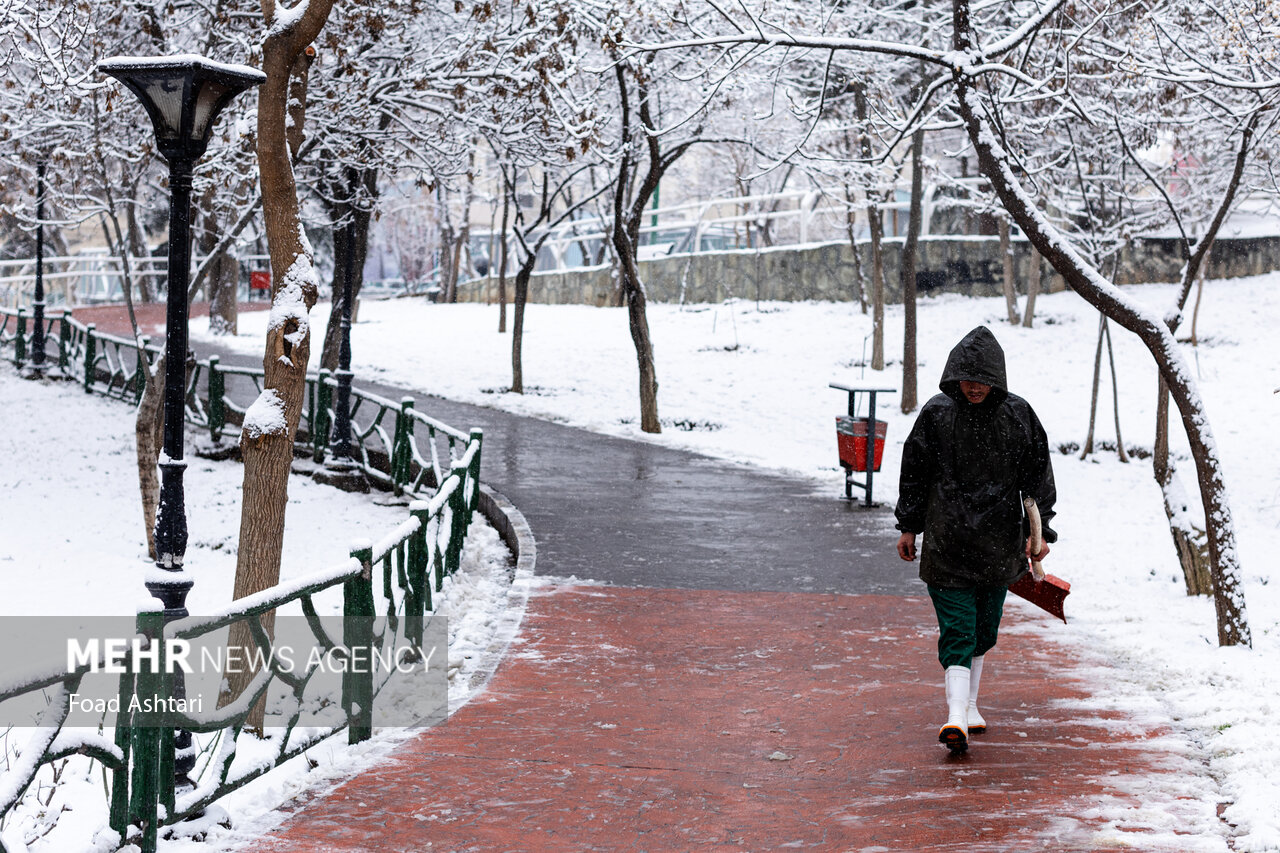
99, 54, 264, 788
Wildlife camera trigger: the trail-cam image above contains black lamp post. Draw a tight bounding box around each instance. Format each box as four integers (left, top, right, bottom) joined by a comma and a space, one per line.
28, 160, 47, 376
100, 54, 265, 787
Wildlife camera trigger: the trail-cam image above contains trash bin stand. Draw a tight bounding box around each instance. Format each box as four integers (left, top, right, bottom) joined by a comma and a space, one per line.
829, 383, 896, 507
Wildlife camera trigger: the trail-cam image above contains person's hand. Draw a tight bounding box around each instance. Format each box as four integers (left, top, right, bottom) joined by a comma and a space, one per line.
1025, 539, 1049, 581
897, 532, 917, 562
1024, 540, 1050, 561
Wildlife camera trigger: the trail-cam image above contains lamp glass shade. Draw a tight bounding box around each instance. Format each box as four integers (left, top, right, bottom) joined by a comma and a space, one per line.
190, 78, 232, 145
141, 75, 188, 141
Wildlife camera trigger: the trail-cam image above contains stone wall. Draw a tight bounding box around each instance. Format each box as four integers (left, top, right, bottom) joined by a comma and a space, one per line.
457, 234, 1280, 306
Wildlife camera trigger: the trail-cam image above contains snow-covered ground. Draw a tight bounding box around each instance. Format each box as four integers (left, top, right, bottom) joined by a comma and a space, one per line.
2, 272, 1277, 851
0, 368, 522, 852
190, 275, 1280, 851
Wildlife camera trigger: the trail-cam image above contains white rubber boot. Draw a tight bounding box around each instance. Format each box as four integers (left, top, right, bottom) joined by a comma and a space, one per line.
968, 656, 987, 734
939, 665, 970, 752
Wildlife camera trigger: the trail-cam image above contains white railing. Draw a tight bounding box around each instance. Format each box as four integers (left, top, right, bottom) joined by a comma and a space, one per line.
469, 179, 986, 275
0, 252, 271, 309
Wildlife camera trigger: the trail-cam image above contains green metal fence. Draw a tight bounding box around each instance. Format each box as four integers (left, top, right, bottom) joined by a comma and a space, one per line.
0, 306, 487, 852
1, 307, 474, 502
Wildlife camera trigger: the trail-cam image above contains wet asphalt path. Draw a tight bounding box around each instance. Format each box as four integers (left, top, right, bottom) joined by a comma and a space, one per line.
77, 304, 917, 596
229, 348, 913, 595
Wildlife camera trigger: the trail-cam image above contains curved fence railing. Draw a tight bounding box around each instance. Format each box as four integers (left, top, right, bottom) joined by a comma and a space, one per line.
0, 305, 486, 853
3, 307, 473, 498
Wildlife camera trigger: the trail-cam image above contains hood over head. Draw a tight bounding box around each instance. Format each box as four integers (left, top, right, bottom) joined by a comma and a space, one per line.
940, 326, 1008, 404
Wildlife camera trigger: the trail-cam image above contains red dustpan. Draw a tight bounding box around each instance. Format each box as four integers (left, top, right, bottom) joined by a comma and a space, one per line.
1010, 497, 1070, 623
1008, 571, 1071, 622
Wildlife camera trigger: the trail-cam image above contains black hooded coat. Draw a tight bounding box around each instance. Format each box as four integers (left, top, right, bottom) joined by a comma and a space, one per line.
895, 326, 1057, 588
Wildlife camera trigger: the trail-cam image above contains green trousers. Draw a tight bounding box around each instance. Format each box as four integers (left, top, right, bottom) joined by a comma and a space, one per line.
927, 584, 1008, 669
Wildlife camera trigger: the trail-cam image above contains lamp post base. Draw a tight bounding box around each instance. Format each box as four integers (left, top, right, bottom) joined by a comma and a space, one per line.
313, 459, 370, 493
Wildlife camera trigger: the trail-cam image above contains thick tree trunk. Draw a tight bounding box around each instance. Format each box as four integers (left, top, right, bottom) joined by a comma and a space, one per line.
901, 127, 924, 414
953, 46, 1250, 646
223, 6, 333, 727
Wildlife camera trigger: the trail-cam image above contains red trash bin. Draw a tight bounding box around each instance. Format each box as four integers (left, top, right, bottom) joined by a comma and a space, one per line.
249, 270, 271, 300
836, 416, 887, 472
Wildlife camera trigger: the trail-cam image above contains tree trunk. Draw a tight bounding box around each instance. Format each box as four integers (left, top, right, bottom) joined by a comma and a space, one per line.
136, 358, 165, 561
439, 189, 457, 303
854, 81, 884, 368
868, 203, 885, 371
126, 184, 157, 304
101, 204, 164, 559
223, 6, 333, 728
1021, 248, 1041, 327
497, 177, 510, 333
198, 190, 240, 335
999, 218, 1018, 323
320, 175, 373, 371
446, 143, 477, 304
207, 251, 240, 335
610, 61, 666, 434
955, 61, 1250, 646
1081, 313, 1104, 458
511, 255, 534, 393
1105, 320, 1128, 463
900, 127, 924, 414
614, 244, 660, 433
1154, 379, 1213, 594
1189, 240, 1212, 346
844, 187, 867, 313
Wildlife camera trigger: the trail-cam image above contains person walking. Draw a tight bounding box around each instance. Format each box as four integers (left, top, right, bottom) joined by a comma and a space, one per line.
894, 325, 1057, 753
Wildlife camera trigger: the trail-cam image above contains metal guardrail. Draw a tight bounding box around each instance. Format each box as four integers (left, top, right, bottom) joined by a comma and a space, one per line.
0, 253, 272, 309
0, 305, 485, 853
2, 308, 472, 500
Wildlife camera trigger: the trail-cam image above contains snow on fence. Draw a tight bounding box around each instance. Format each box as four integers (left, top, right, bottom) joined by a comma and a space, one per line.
0, 306, 484, 853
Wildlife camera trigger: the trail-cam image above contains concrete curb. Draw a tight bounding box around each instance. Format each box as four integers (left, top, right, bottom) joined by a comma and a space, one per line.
454, 484, 537, 709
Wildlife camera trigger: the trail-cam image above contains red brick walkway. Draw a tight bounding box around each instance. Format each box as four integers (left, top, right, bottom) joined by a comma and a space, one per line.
249, 586, 1179, 852
70, 300, 270, 338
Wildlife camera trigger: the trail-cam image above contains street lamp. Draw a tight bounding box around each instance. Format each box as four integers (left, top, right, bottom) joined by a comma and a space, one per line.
100, 54, 265, 787
27, 160, 47, 377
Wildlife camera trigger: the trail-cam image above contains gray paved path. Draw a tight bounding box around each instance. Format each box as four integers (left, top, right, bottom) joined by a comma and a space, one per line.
235, 346, 913, 595
76, 301, 913, 595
